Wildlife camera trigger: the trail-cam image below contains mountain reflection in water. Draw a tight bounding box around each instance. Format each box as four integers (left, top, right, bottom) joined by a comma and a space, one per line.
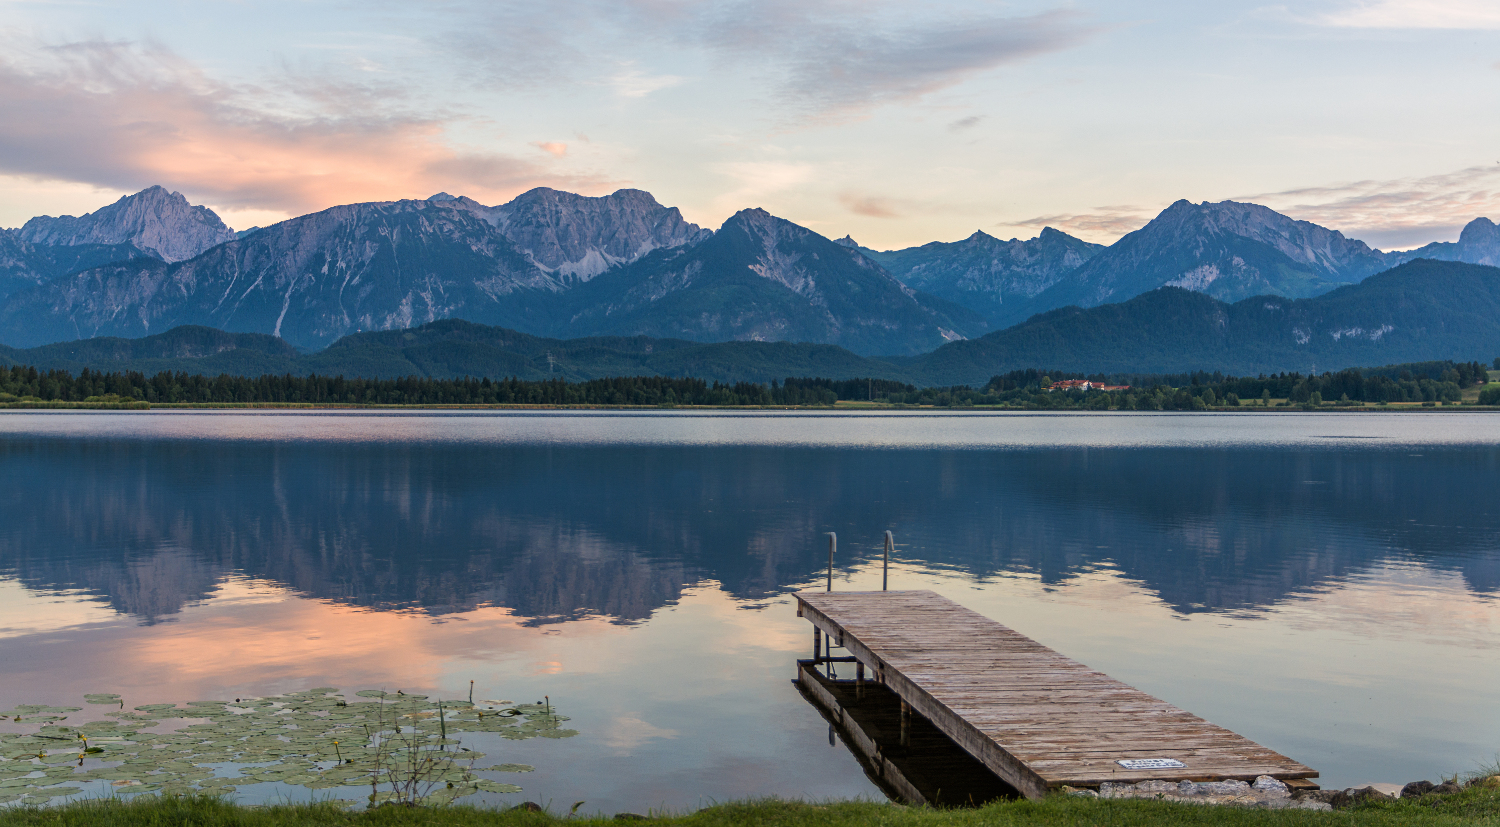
4, 414, 1500, 813
2, 439, 1496, 624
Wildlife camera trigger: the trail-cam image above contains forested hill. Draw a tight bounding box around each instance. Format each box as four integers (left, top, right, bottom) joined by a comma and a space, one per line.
913, 258, 1500, 384
0, 320, 909, 385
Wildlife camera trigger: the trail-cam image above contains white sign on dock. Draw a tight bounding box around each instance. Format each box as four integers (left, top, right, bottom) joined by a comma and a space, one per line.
1116, 759, 1187, 770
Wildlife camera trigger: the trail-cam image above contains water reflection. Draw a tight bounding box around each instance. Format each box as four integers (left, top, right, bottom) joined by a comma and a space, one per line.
2, 415, 1500, 805
1, 438, 1496, 625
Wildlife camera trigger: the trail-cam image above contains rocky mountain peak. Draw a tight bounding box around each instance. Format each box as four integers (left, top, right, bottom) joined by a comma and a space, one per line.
553, 205, 982, 356
726, 207, 776, 227
857, 224, 1104, 330
1458, 217, 1499, 246
722, 209, 828, 260
1401, 216, 1500, 267
1032, 199, 1397, 315
1126, 199, 1384, 274
18, 186, 235, 262
833, 235, 860, 248
475, 187, 710, 282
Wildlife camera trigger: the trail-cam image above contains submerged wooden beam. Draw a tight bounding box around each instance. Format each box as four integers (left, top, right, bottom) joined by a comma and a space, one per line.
795, 589, 1316, 800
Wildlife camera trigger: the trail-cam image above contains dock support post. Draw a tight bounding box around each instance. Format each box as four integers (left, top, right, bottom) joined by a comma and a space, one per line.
883, 531, 893, 591
826, 532, 836, 592
813, 627, 822, 663
856, 661, 864, 700
900, 700, 911, 749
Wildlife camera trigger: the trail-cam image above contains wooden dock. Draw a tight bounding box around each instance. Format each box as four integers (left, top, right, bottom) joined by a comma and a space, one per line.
795, 590, 1316, 800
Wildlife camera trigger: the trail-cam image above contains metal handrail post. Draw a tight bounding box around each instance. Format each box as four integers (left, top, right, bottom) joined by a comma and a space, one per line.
826, 532, 836, 592
883, 531, 893, 591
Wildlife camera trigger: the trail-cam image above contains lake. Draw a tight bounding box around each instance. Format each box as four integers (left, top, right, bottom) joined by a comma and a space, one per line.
1, 411, 1498, 812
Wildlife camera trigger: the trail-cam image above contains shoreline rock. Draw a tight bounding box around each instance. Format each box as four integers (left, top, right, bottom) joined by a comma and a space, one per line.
1064, 773, 1498, 810
1073, 776, 1331, 810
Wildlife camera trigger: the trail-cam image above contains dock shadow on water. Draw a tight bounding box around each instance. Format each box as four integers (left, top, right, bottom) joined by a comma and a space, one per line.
796, 659, 1022, 806
0, 415, 1497, 810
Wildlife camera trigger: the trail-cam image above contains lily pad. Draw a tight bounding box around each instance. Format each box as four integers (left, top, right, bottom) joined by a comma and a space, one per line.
0, 687, 576, 808
26, 787, 80, 799
475, 780, 524, 794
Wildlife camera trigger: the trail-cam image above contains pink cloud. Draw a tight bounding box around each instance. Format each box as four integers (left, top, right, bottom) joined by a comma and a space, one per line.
1237, 164, 1500, 249
532, 141, 569, 157
839, 192, 901, 218
0, 40, 614, 215
1002, 206, 1152, 242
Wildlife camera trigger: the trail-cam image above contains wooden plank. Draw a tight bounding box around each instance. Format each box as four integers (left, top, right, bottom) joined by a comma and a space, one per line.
795, 589, 1316, 800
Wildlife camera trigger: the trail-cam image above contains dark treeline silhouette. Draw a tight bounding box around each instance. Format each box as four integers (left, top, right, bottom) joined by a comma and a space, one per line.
0, 360, 1492, 408
1108, 361, 1491, 393
0, 367, 833, 406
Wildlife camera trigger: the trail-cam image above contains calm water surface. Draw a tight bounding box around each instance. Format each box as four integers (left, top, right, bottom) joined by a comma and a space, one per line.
1, 411, 1498, 811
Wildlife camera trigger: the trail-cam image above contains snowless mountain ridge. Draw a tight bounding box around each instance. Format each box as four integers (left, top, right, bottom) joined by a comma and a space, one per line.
442, 188, 712, 281
0, 193, 986, 353
17, 186, 236, 263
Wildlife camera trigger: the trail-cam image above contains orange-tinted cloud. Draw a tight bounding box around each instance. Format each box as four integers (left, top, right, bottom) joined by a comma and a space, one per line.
1002, 206, 1153, 242
839, 192, 901, 219
533, 141, 569, 157
0, 40, 613, 216
1237, 164, 1500, 250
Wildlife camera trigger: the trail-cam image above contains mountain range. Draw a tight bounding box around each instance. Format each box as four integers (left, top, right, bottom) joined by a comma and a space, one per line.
911, 258, 1500, 384
2, 183, 1498, 372
847, 227, 1105, 328
7, 258, 1498, 385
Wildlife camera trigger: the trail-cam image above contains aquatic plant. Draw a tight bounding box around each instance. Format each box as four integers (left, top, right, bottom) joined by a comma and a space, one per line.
0, 689, 575, 807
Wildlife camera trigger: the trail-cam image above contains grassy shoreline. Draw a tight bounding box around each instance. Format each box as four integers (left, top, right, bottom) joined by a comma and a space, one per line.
2, 400, 1499, 412
5, 792, 1500, 827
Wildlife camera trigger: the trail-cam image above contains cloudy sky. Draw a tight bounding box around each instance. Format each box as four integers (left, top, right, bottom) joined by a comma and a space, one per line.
1, 0, 1496, 249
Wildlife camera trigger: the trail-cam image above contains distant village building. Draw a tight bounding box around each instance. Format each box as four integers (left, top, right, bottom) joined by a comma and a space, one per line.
1047, 379, 1130, 392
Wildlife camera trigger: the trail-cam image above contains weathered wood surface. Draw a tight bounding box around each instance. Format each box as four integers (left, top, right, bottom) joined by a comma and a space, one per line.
796, 589, 1315, 799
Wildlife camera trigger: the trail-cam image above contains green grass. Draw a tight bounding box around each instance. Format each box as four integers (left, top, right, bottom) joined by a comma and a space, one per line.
5, 791, 1500, 827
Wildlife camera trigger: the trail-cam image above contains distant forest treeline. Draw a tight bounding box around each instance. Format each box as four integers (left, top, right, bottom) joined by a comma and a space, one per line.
0, 360, 1493, 409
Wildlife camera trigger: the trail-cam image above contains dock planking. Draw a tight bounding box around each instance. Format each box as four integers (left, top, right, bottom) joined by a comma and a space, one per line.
796, 589, 1316, 800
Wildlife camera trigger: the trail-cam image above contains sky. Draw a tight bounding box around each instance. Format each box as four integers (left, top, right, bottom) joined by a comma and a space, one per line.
0, 0, 1497, 250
